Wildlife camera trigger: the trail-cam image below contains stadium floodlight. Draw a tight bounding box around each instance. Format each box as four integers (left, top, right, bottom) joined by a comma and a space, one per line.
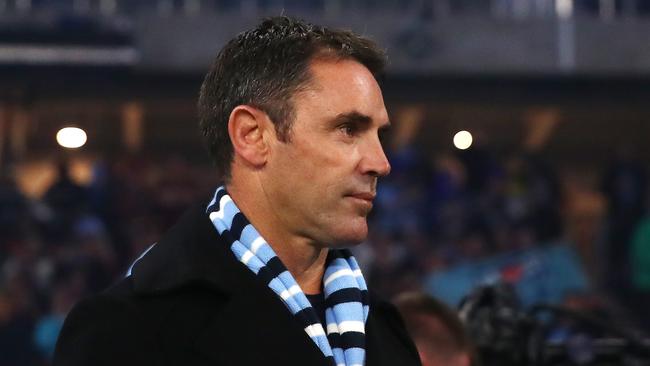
453, 130, 473, 150
56, 127, 87, 149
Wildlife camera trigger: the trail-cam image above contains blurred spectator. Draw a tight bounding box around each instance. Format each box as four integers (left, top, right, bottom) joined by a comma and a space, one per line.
0, 284, 38, 366
425, 153, 470, 241
630, 216, 650, 330
41, 161, 88, 241
457, 137, 500, 196
66, 214, 117, 293
375, 145, 430, 237
87, 159, 130, 268
153, 156, 204, 229
0, 168, 29, 246
523, 154, 563, 242
363, 230, 413, 297
394, 291, 475, 366
601, 149, 647, 294
33, 279, 80, 361
503, 153, 563, 244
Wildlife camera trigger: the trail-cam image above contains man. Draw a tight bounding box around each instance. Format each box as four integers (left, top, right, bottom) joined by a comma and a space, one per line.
394, 292, 474, 366
53, 16, 421, 366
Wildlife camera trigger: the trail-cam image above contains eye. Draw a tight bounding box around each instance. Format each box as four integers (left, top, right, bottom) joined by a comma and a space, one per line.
339, 123, 357, 136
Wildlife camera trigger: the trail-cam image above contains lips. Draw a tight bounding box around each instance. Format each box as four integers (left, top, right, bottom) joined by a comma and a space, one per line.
347, 192, 376, 202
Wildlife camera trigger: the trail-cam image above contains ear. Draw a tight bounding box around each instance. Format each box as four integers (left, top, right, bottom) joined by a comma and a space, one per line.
228, 105, 271, 168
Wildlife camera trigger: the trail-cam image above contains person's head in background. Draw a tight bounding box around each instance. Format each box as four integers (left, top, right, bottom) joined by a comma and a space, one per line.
394, 291, 475, 366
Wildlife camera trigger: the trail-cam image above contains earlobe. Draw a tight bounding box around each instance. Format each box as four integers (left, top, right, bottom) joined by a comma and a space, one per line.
227, 105, 269, 168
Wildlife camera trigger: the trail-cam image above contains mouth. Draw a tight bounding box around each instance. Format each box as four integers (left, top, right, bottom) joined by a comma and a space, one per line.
346, 192, 376, 203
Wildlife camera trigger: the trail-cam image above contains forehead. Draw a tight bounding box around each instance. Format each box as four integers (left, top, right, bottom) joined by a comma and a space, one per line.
293, 58, 388, 124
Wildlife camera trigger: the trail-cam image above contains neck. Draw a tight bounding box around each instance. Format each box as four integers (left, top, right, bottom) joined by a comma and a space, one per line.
274, 244, 328, 294
226, 179, 328, 294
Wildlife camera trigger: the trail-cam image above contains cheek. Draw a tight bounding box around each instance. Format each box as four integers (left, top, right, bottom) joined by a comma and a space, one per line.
293, 141, 349, 177
275, 135, 360, 201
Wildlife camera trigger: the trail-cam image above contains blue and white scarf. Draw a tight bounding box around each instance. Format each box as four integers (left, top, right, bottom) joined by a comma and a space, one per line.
206, 186, 369, 366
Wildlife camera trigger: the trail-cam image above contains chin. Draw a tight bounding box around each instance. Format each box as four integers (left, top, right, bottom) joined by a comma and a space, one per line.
329, 221, 369, 247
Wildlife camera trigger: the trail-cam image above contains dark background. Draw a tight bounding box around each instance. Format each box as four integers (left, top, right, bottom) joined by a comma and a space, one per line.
1, 1, 650, 364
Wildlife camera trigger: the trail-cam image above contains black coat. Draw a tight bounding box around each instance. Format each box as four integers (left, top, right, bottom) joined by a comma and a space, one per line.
53, 204, 421, 366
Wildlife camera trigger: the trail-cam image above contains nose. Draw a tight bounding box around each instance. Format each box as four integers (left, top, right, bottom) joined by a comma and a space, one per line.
359, 135, 391, 177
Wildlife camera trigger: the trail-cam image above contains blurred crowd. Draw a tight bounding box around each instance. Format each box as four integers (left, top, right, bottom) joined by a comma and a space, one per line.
0, 141, 649, 364
362, 140, 565, 296
0, 155, 217, 365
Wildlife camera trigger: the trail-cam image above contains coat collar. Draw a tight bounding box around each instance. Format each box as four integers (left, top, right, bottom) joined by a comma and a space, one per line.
130, 202, 255, 295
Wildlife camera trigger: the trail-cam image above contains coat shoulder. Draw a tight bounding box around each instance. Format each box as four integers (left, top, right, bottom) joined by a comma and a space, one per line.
366, 293, 422, 366
53, 277, 163, 366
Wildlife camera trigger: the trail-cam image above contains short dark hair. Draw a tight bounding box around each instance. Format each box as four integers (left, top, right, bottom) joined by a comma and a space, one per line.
394, 292, 476, 364
197, 16, 386, 180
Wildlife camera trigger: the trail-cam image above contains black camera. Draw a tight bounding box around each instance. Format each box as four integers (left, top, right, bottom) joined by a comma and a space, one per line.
458, 284, 650, 366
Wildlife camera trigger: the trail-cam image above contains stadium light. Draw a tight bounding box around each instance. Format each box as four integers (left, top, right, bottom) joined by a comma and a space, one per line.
556, 0, 573, 19
56, 127, 87, 149
453, 130, 473, 150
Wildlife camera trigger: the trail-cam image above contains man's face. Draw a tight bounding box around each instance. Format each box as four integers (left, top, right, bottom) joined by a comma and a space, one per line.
262, 58, 391, 247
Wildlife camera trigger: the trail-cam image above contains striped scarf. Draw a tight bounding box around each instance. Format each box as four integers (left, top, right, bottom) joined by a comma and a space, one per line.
206, 186, 369, 366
